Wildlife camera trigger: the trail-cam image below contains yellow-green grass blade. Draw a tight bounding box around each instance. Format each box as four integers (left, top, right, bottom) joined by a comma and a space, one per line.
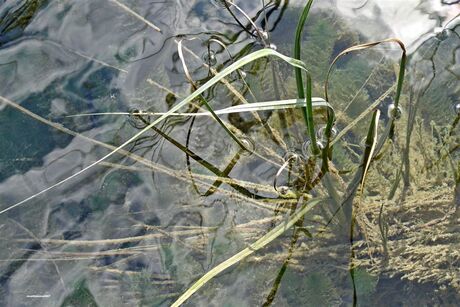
0, 48, 314, 215
171, 197, 324, 307
66, 98, 333, 117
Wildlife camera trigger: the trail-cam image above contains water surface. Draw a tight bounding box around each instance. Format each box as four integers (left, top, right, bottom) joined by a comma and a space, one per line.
0, 0, 459, 306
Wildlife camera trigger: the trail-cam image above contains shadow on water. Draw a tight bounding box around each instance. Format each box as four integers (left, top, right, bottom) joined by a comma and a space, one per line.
0, 0, 459, 306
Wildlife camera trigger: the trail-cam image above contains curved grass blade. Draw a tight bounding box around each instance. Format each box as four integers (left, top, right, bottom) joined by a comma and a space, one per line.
324, 38, 407, 111
324, 39, 406, 168
178, 38, 249, 150
206, 37, 287, 150
0, 95, 287, 214
320, 108, 383, 234
171, 197, 324, 307
66, 98, 333, 118
0, 48, 314, 215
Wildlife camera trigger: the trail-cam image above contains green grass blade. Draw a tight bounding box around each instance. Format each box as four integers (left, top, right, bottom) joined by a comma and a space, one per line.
293, 0, 314, 99
0, 48, 313, 215
171, 197, 324, 307
293, 0, 318, 154
66, 98, 333, 117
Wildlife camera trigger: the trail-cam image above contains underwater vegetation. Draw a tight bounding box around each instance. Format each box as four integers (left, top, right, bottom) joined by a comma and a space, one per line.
0, 0, 459, 306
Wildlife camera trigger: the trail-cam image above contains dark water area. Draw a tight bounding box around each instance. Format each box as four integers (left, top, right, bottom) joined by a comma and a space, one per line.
0, 0, 459, 306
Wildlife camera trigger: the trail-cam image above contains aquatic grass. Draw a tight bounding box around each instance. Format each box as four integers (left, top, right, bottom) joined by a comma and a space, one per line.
0, 95, 293, 215
176, 39, 288, 150
171, 197, 324, 307
325, 39, 406, 149
65, 98, 333, 118
126, 98, 333, 196
67, 98, 334, 193
1, 1, 417, 303
349, 109, 380, 306
205, 37, 289, 150
177, 38, 249, 150
0, 48, 317, 215
325, 38, 407, 105
293, 0, 319, 154
360, 109, 381, 191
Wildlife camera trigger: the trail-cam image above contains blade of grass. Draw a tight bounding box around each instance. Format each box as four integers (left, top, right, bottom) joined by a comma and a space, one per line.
0, 48, 314, 215
0, 96, 290, 213
320, 109, 383, 234
177, 40, 288, 151
293, 0, 319, 154
207, 37, 288, 150
178, 38, 249, 150
65, 98, 333, 117
171, 197, 324, 307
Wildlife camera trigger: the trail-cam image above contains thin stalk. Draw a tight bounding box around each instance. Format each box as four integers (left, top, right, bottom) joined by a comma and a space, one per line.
226, 1, 268, 45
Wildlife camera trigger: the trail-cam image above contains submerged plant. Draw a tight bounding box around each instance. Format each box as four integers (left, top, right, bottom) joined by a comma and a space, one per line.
5, 0, 459, 306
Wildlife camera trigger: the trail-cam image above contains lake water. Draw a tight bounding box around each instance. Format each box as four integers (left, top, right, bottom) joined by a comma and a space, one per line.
0, 0, 459, 306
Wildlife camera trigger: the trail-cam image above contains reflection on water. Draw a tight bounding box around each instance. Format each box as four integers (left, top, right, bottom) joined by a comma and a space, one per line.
0, 0, 459, 306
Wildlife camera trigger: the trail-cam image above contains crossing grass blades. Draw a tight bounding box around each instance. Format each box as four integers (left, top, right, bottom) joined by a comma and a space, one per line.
0, 0, 408, 305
